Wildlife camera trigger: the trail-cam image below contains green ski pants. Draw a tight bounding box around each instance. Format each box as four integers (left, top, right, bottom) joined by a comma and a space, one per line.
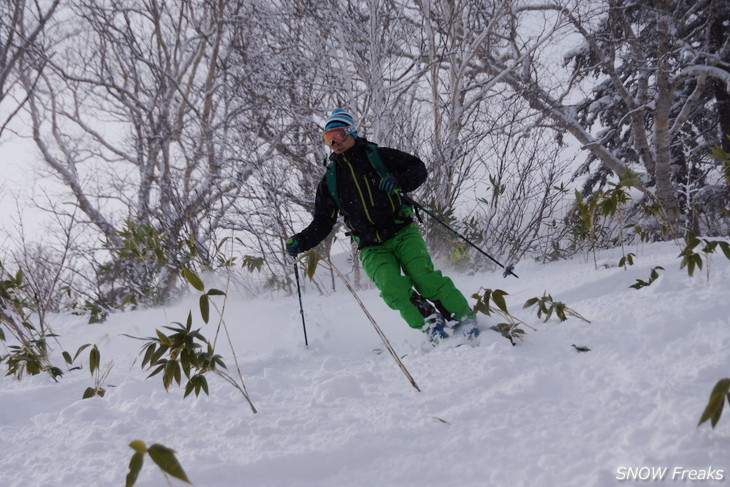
359, 224, 472, 329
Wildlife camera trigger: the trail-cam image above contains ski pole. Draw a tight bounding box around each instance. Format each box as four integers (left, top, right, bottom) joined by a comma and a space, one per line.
292, 262, 309, 347
399, 193, 519, 278
324, 255, 421, 392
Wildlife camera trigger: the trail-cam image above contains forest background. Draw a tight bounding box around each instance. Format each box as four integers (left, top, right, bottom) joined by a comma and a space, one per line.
1, 0, 729, 324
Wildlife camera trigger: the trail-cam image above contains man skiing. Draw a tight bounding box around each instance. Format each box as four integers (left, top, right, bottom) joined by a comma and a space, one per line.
286, 109, 478, 344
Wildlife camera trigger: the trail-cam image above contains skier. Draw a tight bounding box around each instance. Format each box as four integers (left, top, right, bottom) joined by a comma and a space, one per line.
285, 108, 479, 344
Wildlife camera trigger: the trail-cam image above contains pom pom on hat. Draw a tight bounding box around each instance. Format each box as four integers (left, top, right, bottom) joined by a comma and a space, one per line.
325, 108, 358, 138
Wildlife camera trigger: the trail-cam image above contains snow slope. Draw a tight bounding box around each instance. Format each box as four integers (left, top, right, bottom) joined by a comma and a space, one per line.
1, 242, 729, 487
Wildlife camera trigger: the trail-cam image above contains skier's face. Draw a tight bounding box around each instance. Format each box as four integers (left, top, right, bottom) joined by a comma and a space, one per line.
330, 134, 355, 153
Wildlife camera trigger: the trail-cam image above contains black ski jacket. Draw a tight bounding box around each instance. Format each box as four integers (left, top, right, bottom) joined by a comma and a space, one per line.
294, 138, 427, 250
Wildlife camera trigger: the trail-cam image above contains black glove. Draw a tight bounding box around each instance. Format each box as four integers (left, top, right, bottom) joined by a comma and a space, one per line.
286, 237, 300, 257
379, 175, 400, 195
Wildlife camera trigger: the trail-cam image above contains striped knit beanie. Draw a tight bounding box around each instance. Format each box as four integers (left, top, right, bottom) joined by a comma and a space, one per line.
324, 108, 358, 138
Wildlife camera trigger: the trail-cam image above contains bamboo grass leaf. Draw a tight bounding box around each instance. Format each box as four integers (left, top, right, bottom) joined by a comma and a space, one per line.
125, 451, 145, 487
698, 379, 730, 428
199, 294, 209, 324
147, 444, 190, 484
182, 268, 205, 292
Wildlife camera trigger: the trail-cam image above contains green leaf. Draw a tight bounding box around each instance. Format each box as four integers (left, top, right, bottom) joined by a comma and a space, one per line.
156, 329, 172, 347
163, 369, 173, 390
73, 343, 91, 362
182, 268, 205, 292
619, 253, 634, 267
184, 374, 209, 398
147, 444, 190, 484
686, 231, 701, 250
630, 280, 648, 290
184, 379, 195, 398
698, 378, 730, 428
491, 290, 509, 314
213, 354, 227, 370
126, 451, 145, 487
472, 297, 491, 316
89, 345, 100, 375
702, 240, 718, 254
163, 360, 181, 390
523, 297, 539, 309
216, 236, 231, 252
150, 345, 168, 365
199, 294, 209, 324
544, 307, 554, 321
305, 252, 320, 280
689, 254, 703, 276
62, 351, 73, 364
27, 360, 41, 376
241, 255, 265, 273
141, 344, 157, 369
82, 386, 98, 399
129, 440, 148, 454
207, 288, 226, 296
147, 363, 166, 379
649, 266, 664, 280
181, 352, 192, 379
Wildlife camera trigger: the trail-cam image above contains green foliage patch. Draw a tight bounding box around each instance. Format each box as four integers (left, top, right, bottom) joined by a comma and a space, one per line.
698, 379, 730, 429
126, 440, 190, 487
523, 293, 591, 323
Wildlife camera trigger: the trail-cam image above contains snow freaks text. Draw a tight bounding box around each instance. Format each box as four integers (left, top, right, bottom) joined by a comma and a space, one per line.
616, 467, 725, 481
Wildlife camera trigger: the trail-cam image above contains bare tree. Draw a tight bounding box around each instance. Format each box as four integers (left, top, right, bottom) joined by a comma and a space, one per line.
24, 0, 253, 304
0, 0, 61, 138
9, 203, 78, 333
413, 0, 515, 210
473, 99, 575, 265
473, 0, 730, 235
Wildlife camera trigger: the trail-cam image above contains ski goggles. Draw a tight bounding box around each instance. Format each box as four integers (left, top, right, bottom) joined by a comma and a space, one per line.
322, 126, 353, 146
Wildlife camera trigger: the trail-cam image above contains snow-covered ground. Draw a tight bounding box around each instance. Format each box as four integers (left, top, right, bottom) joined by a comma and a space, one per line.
1, 241, 729, 487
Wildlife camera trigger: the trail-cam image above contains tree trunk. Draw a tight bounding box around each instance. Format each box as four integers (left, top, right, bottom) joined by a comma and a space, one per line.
653, 0, 681, 231
709, 2, 730, 153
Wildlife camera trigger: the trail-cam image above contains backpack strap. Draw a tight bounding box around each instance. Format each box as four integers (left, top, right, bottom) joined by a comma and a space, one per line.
325, 161, 342, 210
363, 142, 390, 180
365, 142, 417, 222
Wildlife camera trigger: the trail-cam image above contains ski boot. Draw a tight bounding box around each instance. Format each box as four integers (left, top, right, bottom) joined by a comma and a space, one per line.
423, 313, 449, 345
454, 313, 480, 340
